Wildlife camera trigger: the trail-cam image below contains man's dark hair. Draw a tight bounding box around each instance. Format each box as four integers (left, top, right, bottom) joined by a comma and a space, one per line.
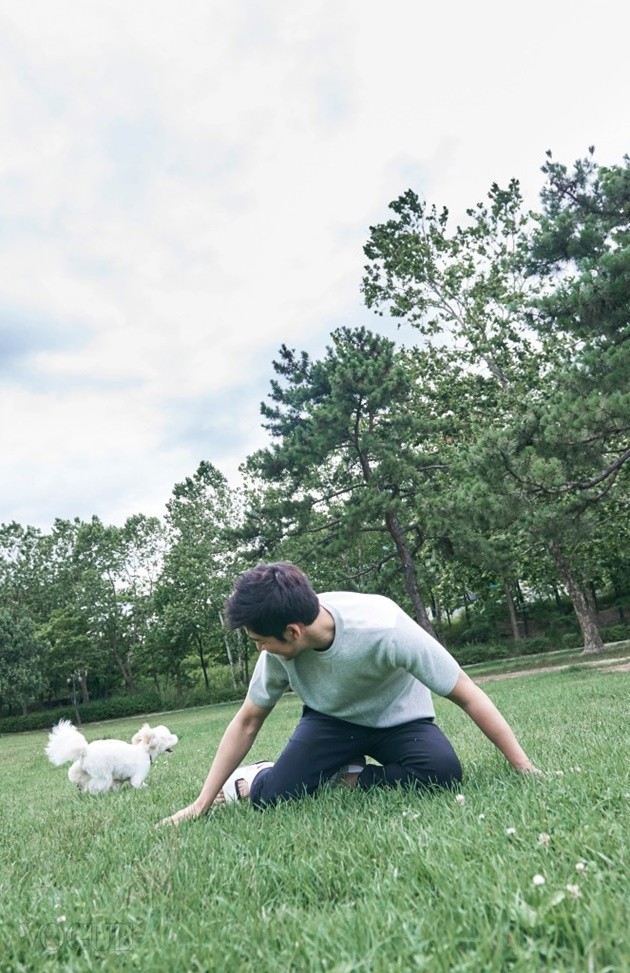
224, 562, 319, 640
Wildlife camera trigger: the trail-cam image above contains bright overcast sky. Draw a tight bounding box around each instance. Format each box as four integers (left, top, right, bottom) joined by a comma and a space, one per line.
1, 0, 627, 530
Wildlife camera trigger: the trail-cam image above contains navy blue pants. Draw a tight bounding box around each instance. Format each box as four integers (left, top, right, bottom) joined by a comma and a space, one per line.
249, 705, 462, 809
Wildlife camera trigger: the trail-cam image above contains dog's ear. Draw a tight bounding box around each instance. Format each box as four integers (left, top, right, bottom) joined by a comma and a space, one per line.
131, 723, 152, 746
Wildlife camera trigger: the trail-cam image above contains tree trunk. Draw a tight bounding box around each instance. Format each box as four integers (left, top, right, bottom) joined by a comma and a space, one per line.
429, 589, 442, 624
515, 582, 530, 636
385, 510, 437, 639
612, 581, 626, 622
223, 633, 238, 688
220, 611, 239, 688
109, 636, 135, 692
514, 580, 529, 638
119, 658, 135, 693
554, 585, 573, 615
549, 541, 605, 654
195, 634, 210, 690
236, 628, 249, 685
355, 437, 436, 639
503, 578, 521, 641
78, 668, 89, 704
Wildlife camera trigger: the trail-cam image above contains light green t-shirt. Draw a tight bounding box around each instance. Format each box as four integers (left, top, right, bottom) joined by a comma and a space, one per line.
246, 591, 462, 727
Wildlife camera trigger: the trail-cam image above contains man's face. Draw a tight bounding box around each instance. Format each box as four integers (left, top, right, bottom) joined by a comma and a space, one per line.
246, 626, 307, 660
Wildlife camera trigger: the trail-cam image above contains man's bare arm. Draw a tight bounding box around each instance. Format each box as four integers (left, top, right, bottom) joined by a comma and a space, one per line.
159, 698, 274, 825
447, 671, 537, 772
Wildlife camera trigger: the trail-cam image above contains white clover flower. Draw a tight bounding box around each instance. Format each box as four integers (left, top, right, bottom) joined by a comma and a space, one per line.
506, 827, 517, 836
532, 874, 545, 886
538, 832, 551, 847
478, 813, 486, 820
455, 794, 465, 805
56, 916, 66, 923
575, 861, 587, 873
566, 884, 581, 899
554, 770, 565, 776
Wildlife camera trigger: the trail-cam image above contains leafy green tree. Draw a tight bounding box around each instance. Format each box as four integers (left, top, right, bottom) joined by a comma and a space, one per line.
0, 523, 55, 622
0, 521, 93, 702
362, 180, 552, 388
525, 149, 630, 492
360, 179, 555, 627
39, 606, 94, 704
53, 515, 166, 694
487, 151, 630, 651
69, 518, 137, 692
361, 164, 626, 653
156, 462, 248, 692
117, 514, 167, 687
0, 610, 49, 715
244, 326, 457, 636
35, 515, 166, 702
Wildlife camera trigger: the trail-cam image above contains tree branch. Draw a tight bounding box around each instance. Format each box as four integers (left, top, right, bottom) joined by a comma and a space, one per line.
498, 445, 630, 496
559, 447, 630, 492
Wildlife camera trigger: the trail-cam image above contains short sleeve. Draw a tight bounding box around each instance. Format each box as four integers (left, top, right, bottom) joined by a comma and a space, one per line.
246, 651, 291, 708
388, 609, 461, 696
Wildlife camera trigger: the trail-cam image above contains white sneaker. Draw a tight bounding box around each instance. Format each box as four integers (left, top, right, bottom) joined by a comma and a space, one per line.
326, 757, 366, 787
337, 761, 366, 775
221, 761, 274, 802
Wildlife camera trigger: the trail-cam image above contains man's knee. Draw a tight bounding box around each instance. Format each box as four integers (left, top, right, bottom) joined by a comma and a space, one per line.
249, 766, 310, 810
418, 750, 463, 789
248, 766, 276, 809
442, 751, 463, 786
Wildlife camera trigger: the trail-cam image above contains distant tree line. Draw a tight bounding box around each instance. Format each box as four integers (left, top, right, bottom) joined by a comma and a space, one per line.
1, 149, 628, 720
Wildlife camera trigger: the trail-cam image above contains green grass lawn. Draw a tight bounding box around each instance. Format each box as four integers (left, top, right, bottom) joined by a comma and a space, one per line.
1, 670, 628, 973
464, 640, 630, 678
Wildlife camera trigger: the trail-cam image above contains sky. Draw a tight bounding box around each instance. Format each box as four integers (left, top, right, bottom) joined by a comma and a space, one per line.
1, 0, 628, 531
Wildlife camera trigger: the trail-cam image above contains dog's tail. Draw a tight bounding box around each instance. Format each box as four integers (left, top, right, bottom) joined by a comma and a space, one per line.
45, 719, 88, 766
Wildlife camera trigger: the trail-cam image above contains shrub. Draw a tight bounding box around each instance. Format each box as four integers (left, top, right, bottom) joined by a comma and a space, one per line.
601, 624, 630, 644
461, 620, 496, 645
0, 691, 164, 735
449, 634, 560, 667
450, 642, 510, 666
516, 636, 552, 655
0, 706, 78, 735
0, 673, 248, 735
183, 682, 245, 708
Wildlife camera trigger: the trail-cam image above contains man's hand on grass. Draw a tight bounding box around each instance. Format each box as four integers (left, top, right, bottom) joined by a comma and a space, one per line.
515, 761, 544, 775
157, 801, 205, 827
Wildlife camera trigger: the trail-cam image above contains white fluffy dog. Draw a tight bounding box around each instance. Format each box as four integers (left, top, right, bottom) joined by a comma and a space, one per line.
45, 719, 178, 794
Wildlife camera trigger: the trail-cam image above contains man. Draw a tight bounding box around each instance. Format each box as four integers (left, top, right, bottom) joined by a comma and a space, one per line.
161, 562, 536, 825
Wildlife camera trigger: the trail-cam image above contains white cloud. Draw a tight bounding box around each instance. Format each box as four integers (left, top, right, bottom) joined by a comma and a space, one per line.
0, 0, 627, 528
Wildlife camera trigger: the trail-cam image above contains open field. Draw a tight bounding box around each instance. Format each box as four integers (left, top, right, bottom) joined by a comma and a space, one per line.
1, 668, 628, 972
